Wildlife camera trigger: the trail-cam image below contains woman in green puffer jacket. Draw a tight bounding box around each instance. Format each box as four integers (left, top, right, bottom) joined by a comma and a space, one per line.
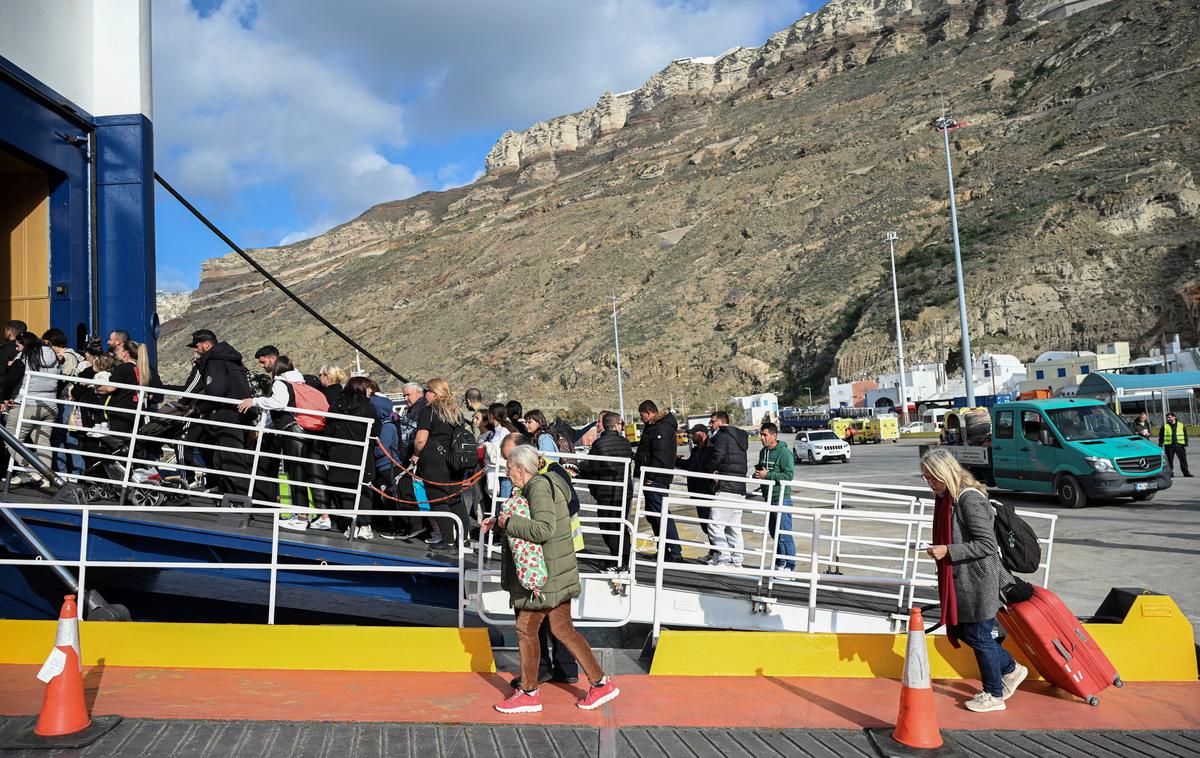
482, 444, 620, 714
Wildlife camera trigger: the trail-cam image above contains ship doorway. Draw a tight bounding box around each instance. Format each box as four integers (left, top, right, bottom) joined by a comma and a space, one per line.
0, 148, 50, 333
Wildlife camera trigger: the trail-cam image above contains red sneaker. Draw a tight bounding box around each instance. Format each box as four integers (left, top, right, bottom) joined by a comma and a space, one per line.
494, 688, 543, 714
576, 677, 620, 710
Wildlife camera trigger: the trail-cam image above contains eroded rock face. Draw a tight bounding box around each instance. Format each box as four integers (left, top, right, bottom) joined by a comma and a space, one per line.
167, 0, 1199, 410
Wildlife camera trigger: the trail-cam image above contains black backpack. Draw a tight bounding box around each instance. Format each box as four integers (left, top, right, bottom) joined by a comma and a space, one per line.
990, 498, 1041, 574
446, 423, 478, 474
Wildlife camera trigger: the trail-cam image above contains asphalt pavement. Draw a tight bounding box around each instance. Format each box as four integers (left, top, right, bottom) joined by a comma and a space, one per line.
756, 436, 1200, 638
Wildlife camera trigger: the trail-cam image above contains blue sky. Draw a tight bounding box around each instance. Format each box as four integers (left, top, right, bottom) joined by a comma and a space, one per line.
152, 0, 815, 291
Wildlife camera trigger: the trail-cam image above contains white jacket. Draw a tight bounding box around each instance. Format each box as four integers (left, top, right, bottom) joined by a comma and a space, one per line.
252, 370, 306, 411
482, 425, 510, 493
21, 346, 61, 399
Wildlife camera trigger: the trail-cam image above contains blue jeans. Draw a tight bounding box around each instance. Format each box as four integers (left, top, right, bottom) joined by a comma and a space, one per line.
953, 619, 1015, 697
769, 504, 796, 569
52, 405, 84, 473
643, 487, 681, 558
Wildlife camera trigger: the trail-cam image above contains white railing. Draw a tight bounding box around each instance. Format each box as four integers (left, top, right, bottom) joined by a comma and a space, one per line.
651, 494, 940, 640
837, 481, 1059, 606
633, 465, 776, 589
475, 449, 637, 626
6, 371, 376, 534
0, 502, 467, 626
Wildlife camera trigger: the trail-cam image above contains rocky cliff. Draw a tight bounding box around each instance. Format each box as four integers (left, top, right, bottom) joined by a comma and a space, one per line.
163, 0, 1200, 411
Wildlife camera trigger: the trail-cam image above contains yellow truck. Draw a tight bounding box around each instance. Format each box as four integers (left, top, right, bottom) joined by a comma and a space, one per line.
831, 418, 865, 443
862, 416, 899, 444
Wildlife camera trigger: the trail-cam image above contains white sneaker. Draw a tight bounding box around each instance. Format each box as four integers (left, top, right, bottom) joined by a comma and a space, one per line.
309, 515, 332, 531
355, 525, 374, 540
279, 516, 308, 532
964, 691, 1006, 712
1001, 663, 1028, 700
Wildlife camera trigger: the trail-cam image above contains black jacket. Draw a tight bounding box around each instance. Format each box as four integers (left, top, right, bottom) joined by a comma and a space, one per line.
634, 412, 678, 485
0, 341, 18, 400
182, 342, 251, 417
579, 430, 634, 506
678, 442, 717, 495
708, 424, 749, 494
325, 392, 377, 484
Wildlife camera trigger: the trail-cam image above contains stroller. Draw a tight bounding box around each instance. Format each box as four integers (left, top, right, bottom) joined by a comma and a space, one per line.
79, 403, 194, 507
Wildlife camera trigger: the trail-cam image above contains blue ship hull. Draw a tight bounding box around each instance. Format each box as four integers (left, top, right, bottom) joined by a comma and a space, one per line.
0, 506, 468, 626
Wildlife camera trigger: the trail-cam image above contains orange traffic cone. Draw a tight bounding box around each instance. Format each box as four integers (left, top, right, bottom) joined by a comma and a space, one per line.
1, 595, 121, 750
866, 607, 962, 757
35, 594, 90, 736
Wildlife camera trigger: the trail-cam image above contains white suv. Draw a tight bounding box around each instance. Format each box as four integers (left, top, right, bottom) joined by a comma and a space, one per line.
793, 430, 851, 464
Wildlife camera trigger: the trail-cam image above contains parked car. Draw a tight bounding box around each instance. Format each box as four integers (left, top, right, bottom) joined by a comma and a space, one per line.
900, 422, 924, 434
793, 429, 851, 464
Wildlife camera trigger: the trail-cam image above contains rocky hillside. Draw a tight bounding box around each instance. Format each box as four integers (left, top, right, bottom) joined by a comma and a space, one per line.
163, 0, 1200, 411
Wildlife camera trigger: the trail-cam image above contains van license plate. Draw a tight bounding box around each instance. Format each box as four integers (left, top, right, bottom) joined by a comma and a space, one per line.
1134, 482, 1156, 492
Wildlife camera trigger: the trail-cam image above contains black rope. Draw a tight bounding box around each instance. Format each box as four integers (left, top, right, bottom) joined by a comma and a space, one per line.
154, 172, 407, 384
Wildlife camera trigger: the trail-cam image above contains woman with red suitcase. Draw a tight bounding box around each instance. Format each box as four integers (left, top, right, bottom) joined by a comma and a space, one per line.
920, 448, 1029, 712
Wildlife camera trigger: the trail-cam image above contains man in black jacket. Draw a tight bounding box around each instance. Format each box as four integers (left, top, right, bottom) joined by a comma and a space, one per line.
677, 424, 717, 562
706, 410, 749, 567
0, 320, 25, 402
181, 329, 253, 496
633, 400, 681, 561
579, 411, 635, 560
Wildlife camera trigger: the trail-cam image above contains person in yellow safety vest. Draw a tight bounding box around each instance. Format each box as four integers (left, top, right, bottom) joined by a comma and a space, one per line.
1158, 412, 1191, 478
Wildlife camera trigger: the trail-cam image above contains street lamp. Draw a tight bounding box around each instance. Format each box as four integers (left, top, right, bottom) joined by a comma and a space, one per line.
886, 232, 909, 424
933, 115, 976, 407
610, 290, 626, 423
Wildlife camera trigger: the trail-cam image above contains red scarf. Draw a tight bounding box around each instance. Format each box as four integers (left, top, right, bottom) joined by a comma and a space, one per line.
933, 490, 960, 646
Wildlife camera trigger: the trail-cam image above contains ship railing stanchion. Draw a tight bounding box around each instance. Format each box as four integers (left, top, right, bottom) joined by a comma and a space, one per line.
5, 374, 33, 489
268, 515, 279, 624
651, 494, 669, 645
245, 413, 267, 500
349, 418, 373, 540
77, 503, 89, 622
118, 390, 147, 504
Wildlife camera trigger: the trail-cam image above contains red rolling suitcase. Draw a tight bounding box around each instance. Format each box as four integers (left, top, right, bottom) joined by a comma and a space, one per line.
997, 585, 1122, 706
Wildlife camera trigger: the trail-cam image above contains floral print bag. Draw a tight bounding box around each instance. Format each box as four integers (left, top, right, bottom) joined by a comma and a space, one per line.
502, 494, 548, 598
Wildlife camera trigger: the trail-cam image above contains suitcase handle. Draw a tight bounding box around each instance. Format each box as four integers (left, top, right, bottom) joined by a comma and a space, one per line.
1052, 638, 1072, 662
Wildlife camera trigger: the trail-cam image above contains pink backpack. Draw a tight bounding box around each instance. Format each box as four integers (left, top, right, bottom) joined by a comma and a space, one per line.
288, 382, 330, 431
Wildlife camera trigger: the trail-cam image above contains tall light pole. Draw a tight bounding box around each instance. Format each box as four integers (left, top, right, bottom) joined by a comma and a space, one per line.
934, 115, 975, 407
886, 232, 910, 424
611, 290, 626, 423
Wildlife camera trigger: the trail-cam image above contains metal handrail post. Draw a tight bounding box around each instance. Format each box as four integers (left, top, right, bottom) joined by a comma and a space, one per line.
1042, 516, 1057, 588
245, 413, 268, 498
617, 460, 631, 573
807, 512, 822, 631
349, 418, 374, 540
76, 505, 89, 622
5, 374, 33, 487
829, 485, 843, 566
630, 469, 647, 577
268, 516, 280, 624
117, 390, 148, 503
651, 494, 670, 645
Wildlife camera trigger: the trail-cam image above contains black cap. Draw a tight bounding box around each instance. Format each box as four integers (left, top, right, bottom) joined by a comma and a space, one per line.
188, 329, 217, 347
690, 424, 709, 435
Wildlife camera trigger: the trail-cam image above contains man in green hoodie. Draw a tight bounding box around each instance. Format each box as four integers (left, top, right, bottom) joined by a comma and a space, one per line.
753, 422, 797, 570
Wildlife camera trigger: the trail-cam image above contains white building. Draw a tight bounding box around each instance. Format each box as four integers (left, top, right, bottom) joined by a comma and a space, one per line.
731, 392, 779, 426
975, 353, 1026, 395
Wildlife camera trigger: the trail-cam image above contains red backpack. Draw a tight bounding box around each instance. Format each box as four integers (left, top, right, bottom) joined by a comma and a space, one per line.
288, 381, 330, 431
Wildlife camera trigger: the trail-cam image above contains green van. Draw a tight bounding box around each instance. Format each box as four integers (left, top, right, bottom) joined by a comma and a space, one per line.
933, 398, 1171, 508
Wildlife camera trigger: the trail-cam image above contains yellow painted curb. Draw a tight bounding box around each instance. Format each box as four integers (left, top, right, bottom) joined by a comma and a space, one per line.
0, 621, 495, 673
649, 629, 980, 678
1083, 594, 1197, 682
651, 594, 1196, 681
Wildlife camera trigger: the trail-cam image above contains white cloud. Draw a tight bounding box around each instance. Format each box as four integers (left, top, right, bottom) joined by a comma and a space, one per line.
153, 0, 420, 230
153, 0, 814, 245
255, 0, 814, 137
